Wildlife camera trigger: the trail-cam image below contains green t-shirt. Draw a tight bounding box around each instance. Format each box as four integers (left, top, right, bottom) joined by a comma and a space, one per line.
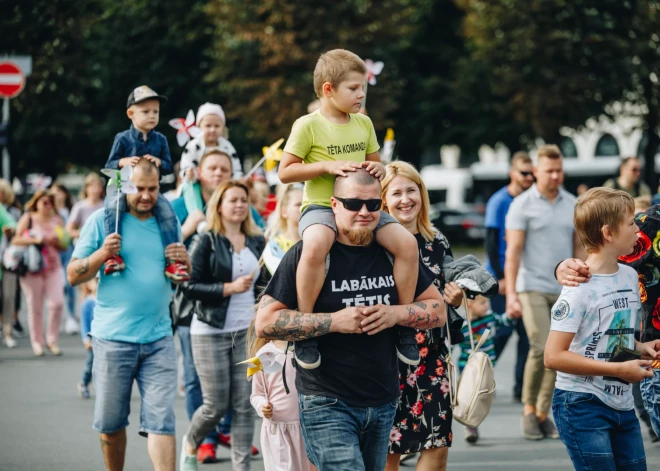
0, 205, 16, 280
284, 110, 380, 209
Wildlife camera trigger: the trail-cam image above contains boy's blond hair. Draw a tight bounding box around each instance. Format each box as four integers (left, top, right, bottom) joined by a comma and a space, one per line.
313, 49, 367, 98
574, 187, 634, 253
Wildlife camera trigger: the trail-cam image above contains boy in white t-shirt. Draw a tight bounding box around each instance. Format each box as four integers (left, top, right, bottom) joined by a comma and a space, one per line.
546, 187, 660, 470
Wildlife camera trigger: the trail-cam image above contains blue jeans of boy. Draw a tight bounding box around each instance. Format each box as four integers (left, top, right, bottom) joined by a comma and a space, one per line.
81, 348, 94, 385
552, 389, 646, 471
640, 370, 660, 437
298, 394, 397, 471
104, 193, 179, 246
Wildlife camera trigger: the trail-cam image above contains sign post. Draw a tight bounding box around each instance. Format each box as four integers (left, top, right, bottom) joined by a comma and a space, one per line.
0, 57, 31, 181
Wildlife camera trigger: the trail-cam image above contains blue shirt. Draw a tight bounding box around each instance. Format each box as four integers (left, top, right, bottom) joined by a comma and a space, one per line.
72, 209, 177, 343
484, 186, 514, 277
106, 125, 173, 175
80, 295, 95, 342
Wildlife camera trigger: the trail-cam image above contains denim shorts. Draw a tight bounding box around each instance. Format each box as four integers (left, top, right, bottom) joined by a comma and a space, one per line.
92, 336, 177, 436
299, 204, 398, 237
640, 370, 660, 437
552, 389, 646, 471
298, 394, 398, 471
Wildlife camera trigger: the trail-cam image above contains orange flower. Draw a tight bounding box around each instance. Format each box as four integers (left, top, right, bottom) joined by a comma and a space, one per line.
419, 347, 429, 359
415, 332, 426, 344
639, 279, 648, 303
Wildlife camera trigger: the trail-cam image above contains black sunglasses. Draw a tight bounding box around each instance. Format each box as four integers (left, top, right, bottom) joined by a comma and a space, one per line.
335, 197, 382, 212
519, 171, 533, 177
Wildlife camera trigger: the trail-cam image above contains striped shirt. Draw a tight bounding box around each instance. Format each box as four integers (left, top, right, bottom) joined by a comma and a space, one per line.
457, 312, 509, 370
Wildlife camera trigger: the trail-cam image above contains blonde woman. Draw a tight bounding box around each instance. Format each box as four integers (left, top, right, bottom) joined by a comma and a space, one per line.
13, 190, 69, 356
382, 162, 462, 471
67, 172, 105, 239
262, 184, 303, 275
179, 181, 266, 471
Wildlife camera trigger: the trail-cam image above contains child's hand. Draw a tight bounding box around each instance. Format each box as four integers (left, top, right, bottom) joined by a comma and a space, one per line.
84, 340, 92, 351
261, 402, 273, 419
118, 157, 140, 168
638, 340, 660, 360
362, 161, 385, 181
616, 360, 654, 383
143, 155, 162, 167
443, 282, 463, 308
324, 160, 363, 177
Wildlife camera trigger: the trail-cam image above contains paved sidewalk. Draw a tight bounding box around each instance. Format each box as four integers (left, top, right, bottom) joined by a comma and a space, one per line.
1, 321, 659, 470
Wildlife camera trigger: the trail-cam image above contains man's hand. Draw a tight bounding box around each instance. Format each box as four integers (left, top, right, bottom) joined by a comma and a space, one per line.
164, 243, 191, 271
616, 360, 654, 383
506, 293, 523, 319
118, 157, 140, 168
324, 160, 363, 177
102, 234, 122, 260
332, 307, 365, 334
360, 304, 399, 335
143, 154, 162, 168
362, 161, 385, 181
498, 278, 506, 296
261, 402, 273, 419
443, 282, 463, 308
556, 258, 591, 287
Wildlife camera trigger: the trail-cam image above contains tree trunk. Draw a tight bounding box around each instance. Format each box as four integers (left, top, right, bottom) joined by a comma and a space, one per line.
644, 109, 659, 193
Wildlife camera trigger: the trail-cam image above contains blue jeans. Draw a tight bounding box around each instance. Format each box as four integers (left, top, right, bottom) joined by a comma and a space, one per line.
92, 336, 177, 436
59, 247, 76, 319
177, 326, 222, 445
298, 394, 398, 471
552, 389, 646, 470
640, 369, 660, 437
81, 347, 94, 385
104, 193, 179, 247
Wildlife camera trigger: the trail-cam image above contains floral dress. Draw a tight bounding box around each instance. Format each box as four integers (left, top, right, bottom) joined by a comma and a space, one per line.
389, 232, 454, 454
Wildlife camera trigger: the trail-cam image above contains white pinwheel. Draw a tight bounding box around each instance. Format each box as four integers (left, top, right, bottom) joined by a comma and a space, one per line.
365, 59, 384, 86
169, 110, 203, 147
101, 166, 137, 234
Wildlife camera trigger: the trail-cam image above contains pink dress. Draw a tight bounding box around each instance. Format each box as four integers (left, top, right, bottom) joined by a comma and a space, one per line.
250, 342, 315, 471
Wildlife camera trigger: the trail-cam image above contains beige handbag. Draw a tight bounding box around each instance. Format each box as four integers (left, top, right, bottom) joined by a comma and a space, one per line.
445, 291, 497, 428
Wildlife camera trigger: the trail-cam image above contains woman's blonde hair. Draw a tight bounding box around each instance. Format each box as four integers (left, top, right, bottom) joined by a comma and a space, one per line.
265, 184, 303, 240
206, 181, 262, 237
81, 172, 106, 200
0, 178, 15, 206
24, 189, 55, 213
381, 161, 436, 242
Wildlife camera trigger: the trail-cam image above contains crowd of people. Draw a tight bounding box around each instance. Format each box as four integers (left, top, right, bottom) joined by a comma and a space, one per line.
5, 48, 660, 471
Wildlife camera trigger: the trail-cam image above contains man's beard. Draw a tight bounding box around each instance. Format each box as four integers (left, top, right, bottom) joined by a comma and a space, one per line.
341, 227, 374, 246
127, 199, 154, 216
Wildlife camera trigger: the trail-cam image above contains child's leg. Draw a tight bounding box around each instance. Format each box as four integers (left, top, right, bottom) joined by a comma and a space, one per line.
297, 224, 335, 314
611, 408, 647, 470
182, 181, 204, 216
82, 348, 94, 385
375, 221, 418, 305
154, 193, 181, 247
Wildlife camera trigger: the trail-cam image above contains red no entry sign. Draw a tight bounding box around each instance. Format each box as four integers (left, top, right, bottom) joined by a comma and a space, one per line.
0, 62, 26, 99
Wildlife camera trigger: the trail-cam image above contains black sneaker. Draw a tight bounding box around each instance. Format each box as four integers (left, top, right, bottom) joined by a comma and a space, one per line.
396, 330, 420, 366
12, 320, 27, 338
294, 343, 321, 369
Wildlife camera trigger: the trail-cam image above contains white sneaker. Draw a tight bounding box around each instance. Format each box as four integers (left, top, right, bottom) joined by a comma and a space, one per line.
3, 336, 17, 348
179, 435, 198, 471
64, 317, 80, 335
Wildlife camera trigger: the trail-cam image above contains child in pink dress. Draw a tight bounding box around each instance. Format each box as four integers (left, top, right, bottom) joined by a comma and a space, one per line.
250, 339, 315, 471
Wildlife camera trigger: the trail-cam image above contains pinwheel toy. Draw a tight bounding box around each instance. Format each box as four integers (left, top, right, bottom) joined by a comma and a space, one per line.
26, 174, 52, 193
101, 166, 137, 234
365, 59, 384, 86
238, 349, 284, 398
246, 138, 285, 178
169, 110, 203, 147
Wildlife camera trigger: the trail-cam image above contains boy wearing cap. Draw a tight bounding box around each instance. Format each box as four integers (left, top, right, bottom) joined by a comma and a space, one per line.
104, 85, 189, 282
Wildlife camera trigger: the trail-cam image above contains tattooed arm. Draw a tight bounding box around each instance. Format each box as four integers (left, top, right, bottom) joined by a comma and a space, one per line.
255, 295, 364, 340
67, 233, 122, 286
360, 284, 446, 335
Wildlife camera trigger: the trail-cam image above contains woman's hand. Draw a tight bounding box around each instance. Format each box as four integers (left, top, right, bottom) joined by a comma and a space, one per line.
228, 274, 253, 295
443, 282, 463, 308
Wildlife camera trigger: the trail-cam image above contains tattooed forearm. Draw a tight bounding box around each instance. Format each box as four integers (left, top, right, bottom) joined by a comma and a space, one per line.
262, 309, 332, 341
259, 296, 277, 309
413, 301, 427, 310
400, 302, 443, 329
75, 258, 90, 275
432, 303, 440, 309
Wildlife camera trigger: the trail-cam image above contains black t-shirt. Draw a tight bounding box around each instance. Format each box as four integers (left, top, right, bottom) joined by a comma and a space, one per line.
264, 240, 435, 407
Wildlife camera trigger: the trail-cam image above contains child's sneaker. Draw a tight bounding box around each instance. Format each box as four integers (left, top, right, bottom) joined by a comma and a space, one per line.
104, 255, 126, 275
294, 343, 321, 369
3, 336, 17, 348
465, 426, 479, 443
12, 320, 27, 338
165, 261, 190, 283
396, 329, 420, 366
77, 383, 90, 399
179, 435, 198, 471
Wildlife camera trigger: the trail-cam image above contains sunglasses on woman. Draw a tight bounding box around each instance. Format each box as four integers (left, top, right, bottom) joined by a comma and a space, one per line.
335, 197, 382, 212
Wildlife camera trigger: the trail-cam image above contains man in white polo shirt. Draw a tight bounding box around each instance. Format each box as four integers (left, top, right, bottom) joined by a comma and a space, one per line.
504, 144, 585, 441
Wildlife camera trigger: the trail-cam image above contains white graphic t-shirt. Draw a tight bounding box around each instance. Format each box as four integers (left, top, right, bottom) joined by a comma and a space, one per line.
551, 264, 641, 411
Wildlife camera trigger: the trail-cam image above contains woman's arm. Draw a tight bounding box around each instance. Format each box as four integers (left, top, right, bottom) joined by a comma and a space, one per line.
11, 214, 41, 246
